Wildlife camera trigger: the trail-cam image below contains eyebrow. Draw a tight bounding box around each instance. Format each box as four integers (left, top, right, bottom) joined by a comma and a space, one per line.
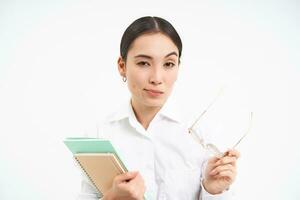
134, 51, 178, 59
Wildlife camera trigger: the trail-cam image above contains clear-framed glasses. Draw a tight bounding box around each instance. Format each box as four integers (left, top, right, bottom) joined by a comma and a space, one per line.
188, 88, 253, 158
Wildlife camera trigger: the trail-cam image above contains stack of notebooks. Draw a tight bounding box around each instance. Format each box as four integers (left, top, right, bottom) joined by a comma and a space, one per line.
64, 138, 127, 196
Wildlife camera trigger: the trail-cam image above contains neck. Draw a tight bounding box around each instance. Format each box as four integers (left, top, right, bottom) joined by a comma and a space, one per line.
131, 99, 161, 130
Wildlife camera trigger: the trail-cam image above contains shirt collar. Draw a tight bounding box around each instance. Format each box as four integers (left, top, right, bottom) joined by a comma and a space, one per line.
106, 97, 183, 124
105, 99, 132, 123
157, 98, 183, 123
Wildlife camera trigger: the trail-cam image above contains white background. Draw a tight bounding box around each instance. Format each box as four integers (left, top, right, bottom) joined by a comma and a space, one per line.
0, 0, 299, 199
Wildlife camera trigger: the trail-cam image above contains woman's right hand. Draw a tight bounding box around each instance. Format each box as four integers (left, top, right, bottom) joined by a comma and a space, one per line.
102, 171, 145, 200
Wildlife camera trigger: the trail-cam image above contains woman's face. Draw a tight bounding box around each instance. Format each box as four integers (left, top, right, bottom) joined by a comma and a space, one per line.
118, 32, 179, 109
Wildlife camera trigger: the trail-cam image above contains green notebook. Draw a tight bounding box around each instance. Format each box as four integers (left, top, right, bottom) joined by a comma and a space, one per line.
64, 137, 127, 171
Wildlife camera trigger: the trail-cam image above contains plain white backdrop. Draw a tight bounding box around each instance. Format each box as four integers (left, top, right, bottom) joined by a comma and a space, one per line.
0, 0, 299, 199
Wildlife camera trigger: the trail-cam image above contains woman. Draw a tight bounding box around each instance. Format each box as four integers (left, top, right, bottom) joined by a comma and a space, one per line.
78, 16, 239, 200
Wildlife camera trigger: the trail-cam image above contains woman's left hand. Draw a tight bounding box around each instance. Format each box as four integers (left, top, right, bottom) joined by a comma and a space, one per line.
202, 149, 240, 194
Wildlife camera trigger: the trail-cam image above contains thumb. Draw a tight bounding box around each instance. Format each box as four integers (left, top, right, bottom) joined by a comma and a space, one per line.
114, 171, 139, 184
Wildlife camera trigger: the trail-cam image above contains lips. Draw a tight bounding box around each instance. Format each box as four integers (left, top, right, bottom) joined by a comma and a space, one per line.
144, 89, 164, 97
144, 89, 164, 94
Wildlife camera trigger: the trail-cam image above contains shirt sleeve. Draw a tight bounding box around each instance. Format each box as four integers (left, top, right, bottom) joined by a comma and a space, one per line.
199, 180, 232, 200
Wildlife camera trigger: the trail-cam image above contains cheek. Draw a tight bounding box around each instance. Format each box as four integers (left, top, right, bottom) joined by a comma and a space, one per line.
165, 71, 178, 87
127, 70, 147, 90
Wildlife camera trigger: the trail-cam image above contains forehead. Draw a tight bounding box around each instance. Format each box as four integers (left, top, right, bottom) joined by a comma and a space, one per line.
128, 33, 179, 58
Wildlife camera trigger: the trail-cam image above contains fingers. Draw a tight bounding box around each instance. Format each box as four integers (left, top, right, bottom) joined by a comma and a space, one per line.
224, 149, 240, 158
210, 164, 236, 176
212, 149, 240, 167
214, 169, 236, 182
130, 172, 144, 186
207, 156, 219, 165
208, 149, 240, 164
127, 173, 146, 196
206, 149, 240, 178
217, 170, 235, 178
114, 171, 139, 184
209, 161, 237, 184
207, 154, 237, 171
214, 156, 237, 167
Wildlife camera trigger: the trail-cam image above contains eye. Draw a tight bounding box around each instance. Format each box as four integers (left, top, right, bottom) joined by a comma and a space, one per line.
164, 62, 175, 68
137, 61, 150, 67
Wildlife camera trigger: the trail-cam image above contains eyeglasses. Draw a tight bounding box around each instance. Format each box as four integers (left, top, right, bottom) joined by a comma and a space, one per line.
188, 88, 253, 158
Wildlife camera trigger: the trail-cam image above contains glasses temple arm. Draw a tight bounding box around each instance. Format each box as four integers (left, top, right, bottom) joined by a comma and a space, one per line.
232, 112, 253, 149
190, 87, 225, 130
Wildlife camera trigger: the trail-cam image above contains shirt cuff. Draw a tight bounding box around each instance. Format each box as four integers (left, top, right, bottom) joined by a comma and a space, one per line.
199, 180, 231, 200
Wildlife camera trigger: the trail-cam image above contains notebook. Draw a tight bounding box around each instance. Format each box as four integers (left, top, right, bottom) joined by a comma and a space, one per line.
64, 138, 127, 195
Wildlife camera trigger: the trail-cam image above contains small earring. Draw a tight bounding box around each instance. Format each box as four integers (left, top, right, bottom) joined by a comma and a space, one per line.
122, 76, 127, 82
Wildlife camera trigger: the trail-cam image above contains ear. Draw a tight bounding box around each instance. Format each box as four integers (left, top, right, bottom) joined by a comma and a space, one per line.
117, 56, 126, 78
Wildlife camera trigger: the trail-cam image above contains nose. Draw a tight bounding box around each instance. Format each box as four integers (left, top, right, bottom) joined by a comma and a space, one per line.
149, 67, 163, 85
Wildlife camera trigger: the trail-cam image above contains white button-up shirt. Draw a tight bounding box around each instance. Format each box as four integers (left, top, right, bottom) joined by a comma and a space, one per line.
77, 99, 232, 200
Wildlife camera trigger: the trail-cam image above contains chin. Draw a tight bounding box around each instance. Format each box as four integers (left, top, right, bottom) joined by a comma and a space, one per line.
144, 98, 167, 108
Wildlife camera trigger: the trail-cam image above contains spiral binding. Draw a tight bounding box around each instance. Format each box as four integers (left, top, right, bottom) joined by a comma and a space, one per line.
74, 156, 103, 196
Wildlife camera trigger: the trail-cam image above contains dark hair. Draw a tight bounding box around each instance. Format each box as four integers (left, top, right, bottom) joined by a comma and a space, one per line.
120, 16, 182, 62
